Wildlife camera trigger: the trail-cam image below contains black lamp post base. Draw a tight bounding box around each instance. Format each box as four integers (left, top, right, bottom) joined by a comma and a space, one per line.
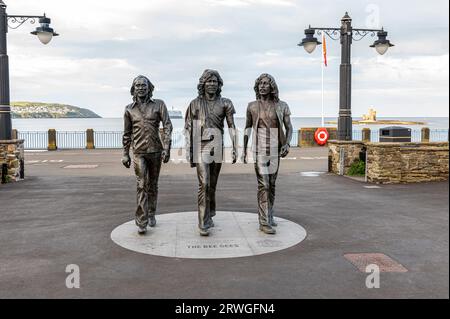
338, 116, 353, 141
0, 107, 12, 140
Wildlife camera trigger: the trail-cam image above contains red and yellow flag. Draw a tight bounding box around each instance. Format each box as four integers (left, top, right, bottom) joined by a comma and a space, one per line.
322, 34, 328, 67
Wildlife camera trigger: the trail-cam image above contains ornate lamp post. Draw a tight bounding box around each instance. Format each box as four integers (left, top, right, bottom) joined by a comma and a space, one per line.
0, 0, 58, 140
299, 12, 394, 141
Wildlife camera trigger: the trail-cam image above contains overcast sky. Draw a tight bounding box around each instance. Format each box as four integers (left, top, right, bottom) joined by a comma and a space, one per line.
5, 0, 449, 118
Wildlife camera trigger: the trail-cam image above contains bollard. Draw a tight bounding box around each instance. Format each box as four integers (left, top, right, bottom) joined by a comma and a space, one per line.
20, 159, 24, 179
1, 163, 7, 184
86, 129, 95, 149
48, 129, 57, 151
421, 127, 430, 143
328, 154, 332, 172
362, 128, 371, 142
12, 129, 18, 140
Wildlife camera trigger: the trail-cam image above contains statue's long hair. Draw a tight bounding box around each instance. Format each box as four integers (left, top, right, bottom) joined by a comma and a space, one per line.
197, 69, 223, 98
254, 73, 279, 102
130, 75, 155, 103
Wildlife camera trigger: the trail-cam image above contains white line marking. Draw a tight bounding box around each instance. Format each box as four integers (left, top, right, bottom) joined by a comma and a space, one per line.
63, 165, 99, 169
300, 171, 325, 177
299, 157, 328, 160
25, 160, 40, 164
25, 159, 64, 164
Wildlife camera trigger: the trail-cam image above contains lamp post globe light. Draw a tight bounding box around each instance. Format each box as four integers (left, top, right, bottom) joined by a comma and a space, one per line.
0, 0, 58, 140
298, 12, 394, 141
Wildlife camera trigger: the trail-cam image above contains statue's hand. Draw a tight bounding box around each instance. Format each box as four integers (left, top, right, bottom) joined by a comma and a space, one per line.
161, 150, 170, 164
121, 154, 131, 168
280, 144, 290, 158
232, 148, 238, 164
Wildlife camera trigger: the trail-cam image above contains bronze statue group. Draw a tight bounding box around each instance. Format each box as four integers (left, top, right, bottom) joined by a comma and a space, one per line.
122, 70, 293, 237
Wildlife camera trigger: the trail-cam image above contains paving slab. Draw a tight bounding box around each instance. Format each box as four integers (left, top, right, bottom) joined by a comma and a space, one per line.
0, 148, 448, 299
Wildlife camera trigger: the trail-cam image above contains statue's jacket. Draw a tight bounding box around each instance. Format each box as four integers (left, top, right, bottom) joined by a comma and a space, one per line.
184, 97, 236, 166
123, 98, 173, 155
244, 100, 293, 153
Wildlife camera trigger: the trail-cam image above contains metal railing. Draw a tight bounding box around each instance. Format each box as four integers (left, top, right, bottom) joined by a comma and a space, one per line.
15, 128, 450, 150
171, 131, 185, 149
291, 130, 299, 147
17, 131, 47, 150
412, 130, 421, 142
56, 131, 86, 149
352, 130, 363, 141
94, 131, 123, 149
430, 129, 449, 142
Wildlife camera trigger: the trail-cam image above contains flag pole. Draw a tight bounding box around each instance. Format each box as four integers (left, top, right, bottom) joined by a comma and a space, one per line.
321, 34, 325, 127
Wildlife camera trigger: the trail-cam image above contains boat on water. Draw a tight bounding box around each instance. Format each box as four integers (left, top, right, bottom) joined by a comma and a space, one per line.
168, 108, 183, 119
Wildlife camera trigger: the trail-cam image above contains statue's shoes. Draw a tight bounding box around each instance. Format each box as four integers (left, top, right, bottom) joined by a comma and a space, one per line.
138, 226, 147, 235
259, 225, 276, 235
270, 219, 278, 227
205, 219, 214, 228
149, 216, 156, 227
199, 228, 210, 236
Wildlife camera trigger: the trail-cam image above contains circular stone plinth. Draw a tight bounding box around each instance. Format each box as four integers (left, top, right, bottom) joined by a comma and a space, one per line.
111, 211, 307, 259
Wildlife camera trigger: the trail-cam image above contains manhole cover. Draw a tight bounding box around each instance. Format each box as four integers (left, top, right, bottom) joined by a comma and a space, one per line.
111, 211, 307, 259
344, 253, 408, 272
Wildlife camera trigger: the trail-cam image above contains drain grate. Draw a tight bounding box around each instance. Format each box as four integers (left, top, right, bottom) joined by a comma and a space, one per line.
344, 253, 408, 272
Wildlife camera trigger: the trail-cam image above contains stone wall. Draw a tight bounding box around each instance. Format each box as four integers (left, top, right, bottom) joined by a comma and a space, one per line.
0, 139, 25, 184
328, 140, 449, 184
366, 142, 449, 184
299, 128, 337, 147
328, 140, 365, 175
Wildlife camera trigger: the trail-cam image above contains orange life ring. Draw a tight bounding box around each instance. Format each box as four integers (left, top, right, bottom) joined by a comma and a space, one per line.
314, 128, 329, 146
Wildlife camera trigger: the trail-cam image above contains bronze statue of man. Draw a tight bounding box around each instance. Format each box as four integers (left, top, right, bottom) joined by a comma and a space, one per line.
185, 69, 237, 236
242, 74, 293, 235
122, 75, 173, 235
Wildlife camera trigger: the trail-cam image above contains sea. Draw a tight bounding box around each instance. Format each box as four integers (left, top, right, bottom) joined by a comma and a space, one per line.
11, 117, 450, 132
